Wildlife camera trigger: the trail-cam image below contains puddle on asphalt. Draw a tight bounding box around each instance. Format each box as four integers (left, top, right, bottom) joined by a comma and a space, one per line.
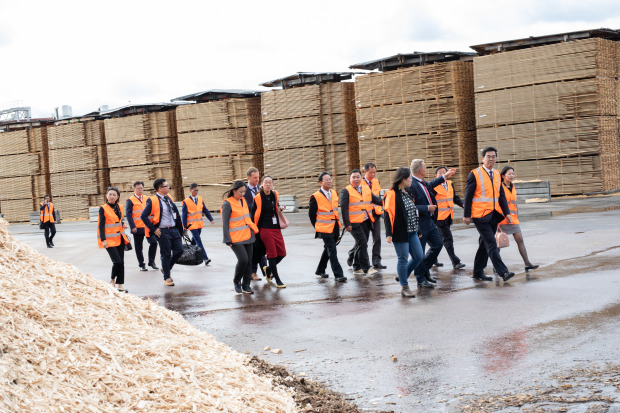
550, 205, 620, 217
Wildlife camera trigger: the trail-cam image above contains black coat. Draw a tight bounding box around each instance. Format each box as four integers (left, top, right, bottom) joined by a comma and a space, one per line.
384, 189, 421, 243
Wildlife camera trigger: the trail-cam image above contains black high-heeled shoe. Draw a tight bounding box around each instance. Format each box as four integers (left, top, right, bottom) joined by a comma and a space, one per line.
524, 265, 539, 272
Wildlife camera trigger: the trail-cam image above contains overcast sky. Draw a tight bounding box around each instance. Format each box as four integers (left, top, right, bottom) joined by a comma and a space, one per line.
1, 0, 619, 118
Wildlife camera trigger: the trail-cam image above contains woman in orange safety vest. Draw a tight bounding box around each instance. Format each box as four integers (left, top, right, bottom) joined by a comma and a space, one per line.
222, 180, 259, 295
498, 166, 538, 272
98, 186, 131, 293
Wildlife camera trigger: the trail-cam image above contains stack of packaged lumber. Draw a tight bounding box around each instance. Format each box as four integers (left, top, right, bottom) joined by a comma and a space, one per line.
47, 121, 109, 220
474, 37, 620, 195
354, 60, 477, 194
175, 98, 263, 211
0, 128, 49, 222
261, 82, 358, 200
105, 111, 183, 202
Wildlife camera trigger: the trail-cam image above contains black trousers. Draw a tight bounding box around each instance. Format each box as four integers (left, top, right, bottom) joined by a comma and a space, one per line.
414, 222, 444, 282
42, 222, 56, 246
230, 243, 253, 287
156, 227, 184, 280
317, 233, 344, 278
348, 221, 372, 271
106, 243, 125, 284
369, 213, 382, 266
472, 213, 508, 276
436, 219, 461, 266
132, 227, 158, 267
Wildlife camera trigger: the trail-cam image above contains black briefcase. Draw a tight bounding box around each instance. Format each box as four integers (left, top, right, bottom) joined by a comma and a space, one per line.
177, 236, 203, 266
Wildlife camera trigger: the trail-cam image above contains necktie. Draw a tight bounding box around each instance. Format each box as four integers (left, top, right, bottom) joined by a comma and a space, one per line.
421, 182, 434, 215
488, 170, 493, 180
443, 183, 447, 191
357, 187, 362, 195
365, 178, 372, 189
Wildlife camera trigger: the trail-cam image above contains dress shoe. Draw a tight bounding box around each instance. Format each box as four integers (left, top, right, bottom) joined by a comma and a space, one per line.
395, 276, 399, 282
353, 269, 364, 274
251, 272, 262, 281
139, 265, 148, 272
366, 268, 379, 275
242, 285, 254, 294
501, 272, 515, 282
315, 271, 329, 278
401, 286, 416, 298
425, 275, 437, 284
233, 282, 242, 294
524, 264, 539, 272
373, 264, 387, 269
50, 240, 55, 247
164, 278, 175, 286
433, 262, 444, 267
453, 262, 466, 269
417, 280, 435, 288
335, 276, 347, 282
472, 274, 493, 281
148, 262, 159, 270
47, 244, 53, 248
346, 257, 353, 267
204, 259, 211, 266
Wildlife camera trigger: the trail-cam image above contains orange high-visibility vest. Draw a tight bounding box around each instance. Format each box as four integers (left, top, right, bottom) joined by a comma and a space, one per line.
499, 183, 519, 225
470, 167, 503, 219
253, 190, 280, 227
130, 195, 150, 237
97, 204, 130, 249
40, 202, 55, 223
184, 195, 205, 229
148, 195, 162, 226
382, 189, 397, 232
434, 180, 455, 220
361, 178, 383, 215
223, 197, 258, 243
345, 185, 375, 224
312, 190, 340, 233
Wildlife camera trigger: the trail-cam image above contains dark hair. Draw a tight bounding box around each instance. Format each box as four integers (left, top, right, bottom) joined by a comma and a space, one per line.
481, 146, 498, 157
318, 171, 331, 183
133, 181, 144, 188
190, 183, 198, 190
224, 180, 246, 199
350, 169, 362, 176
435, 165, 447, 174
262, 175, 273, 182
246, 167, 259, 177
391, 167, 411, 191
106, 186, 121, 203
43, 194, 51, 199
500, 165, 514, 178
364, 162, 376, 171
153, 178, 167, 191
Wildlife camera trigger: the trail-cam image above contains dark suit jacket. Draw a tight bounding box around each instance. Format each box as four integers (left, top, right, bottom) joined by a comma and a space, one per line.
407, 176, 445, 232
141, 194, 184, 235
339, 187, 383, 227
244, 184, 260, 210
463, 169, 510, 219
309, 192, 341, 239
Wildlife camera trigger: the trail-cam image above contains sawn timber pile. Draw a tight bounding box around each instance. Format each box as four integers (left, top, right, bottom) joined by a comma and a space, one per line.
0, 219, 296, 412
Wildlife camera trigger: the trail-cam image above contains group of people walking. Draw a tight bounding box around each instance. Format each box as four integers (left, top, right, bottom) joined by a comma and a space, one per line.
41, 146, 537, 297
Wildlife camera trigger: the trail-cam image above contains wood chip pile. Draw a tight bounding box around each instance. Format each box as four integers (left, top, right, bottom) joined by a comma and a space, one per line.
0, 219, 297, 412
175, 98, 263, 211
261, 83, 358, 201
474, 38, 620, 195
0, 128, 49, 222
105, 111, 184, 202
47, 121, 110, 220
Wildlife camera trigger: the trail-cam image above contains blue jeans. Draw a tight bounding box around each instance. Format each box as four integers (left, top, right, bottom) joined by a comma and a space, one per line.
392, 233, 424, 286
190, 228, 208, 260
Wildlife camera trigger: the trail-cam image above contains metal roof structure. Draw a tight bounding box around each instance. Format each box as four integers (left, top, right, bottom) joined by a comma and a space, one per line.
260, 72, 362, 89
470, 28, 620, 55
99, 102, 184, 118
0, 118, 54, 132
171, 89, 264, 103
349, 51, 476, 72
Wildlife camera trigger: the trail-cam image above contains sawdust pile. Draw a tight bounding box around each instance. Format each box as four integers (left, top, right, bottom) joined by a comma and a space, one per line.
0, 219, 297, 412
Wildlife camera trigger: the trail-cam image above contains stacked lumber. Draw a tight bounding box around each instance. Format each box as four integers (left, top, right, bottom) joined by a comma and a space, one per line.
176, 98, 263, 211
261, 82, 358, 196
355, 61, 477, 194
47, 121, 109, 220
0, 128, 49, 222
475, 38, 620, 195
105, 111, 183, 202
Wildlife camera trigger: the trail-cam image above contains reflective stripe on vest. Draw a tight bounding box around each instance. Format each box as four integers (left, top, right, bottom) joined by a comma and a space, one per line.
223, 197, 258, 243
361, 178, 383, 215
40, 203, 55, 223
313, 190, 340, 233
434, 181, 455, 221
97, 204, 128, 249
471, 167, 503, 219
473, 169, 499, 203
345, 185, 375, 224
184, 196, 205, 229
500, 183, 519, 225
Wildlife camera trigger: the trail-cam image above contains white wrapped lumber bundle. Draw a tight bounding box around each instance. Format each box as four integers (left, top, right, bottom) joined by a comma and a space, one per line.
474, 37, 620, 194
0, 220, 297, 411
355, 61, 477, 194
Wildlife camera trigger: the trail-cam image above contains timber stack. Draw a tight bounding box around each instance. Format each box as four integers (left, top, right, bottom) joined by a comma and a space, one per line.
351, 53, 478, 194
260, 73, 359, 199
472, 29, 620, 195
104, 108, 183, 202
173, 91, 263, 211
0, 127, 49, 222
47, 120, 109, 220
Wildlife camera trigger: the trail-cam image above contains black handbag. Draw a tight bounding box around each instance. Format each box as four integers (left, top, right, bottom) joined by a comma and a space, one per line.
177, 235, 204, 265
39, 221, 44, 230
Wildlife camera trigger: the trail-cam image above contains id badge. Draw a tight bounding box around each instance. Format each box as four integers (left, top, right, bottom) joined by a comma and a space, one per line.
172, 212, 177, 220
272, 216, 278, 225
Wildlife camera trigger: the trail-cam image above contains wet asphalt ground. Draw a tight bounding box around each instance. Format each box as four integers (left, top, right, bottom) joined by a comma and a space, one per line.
10, 194, 620, 412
